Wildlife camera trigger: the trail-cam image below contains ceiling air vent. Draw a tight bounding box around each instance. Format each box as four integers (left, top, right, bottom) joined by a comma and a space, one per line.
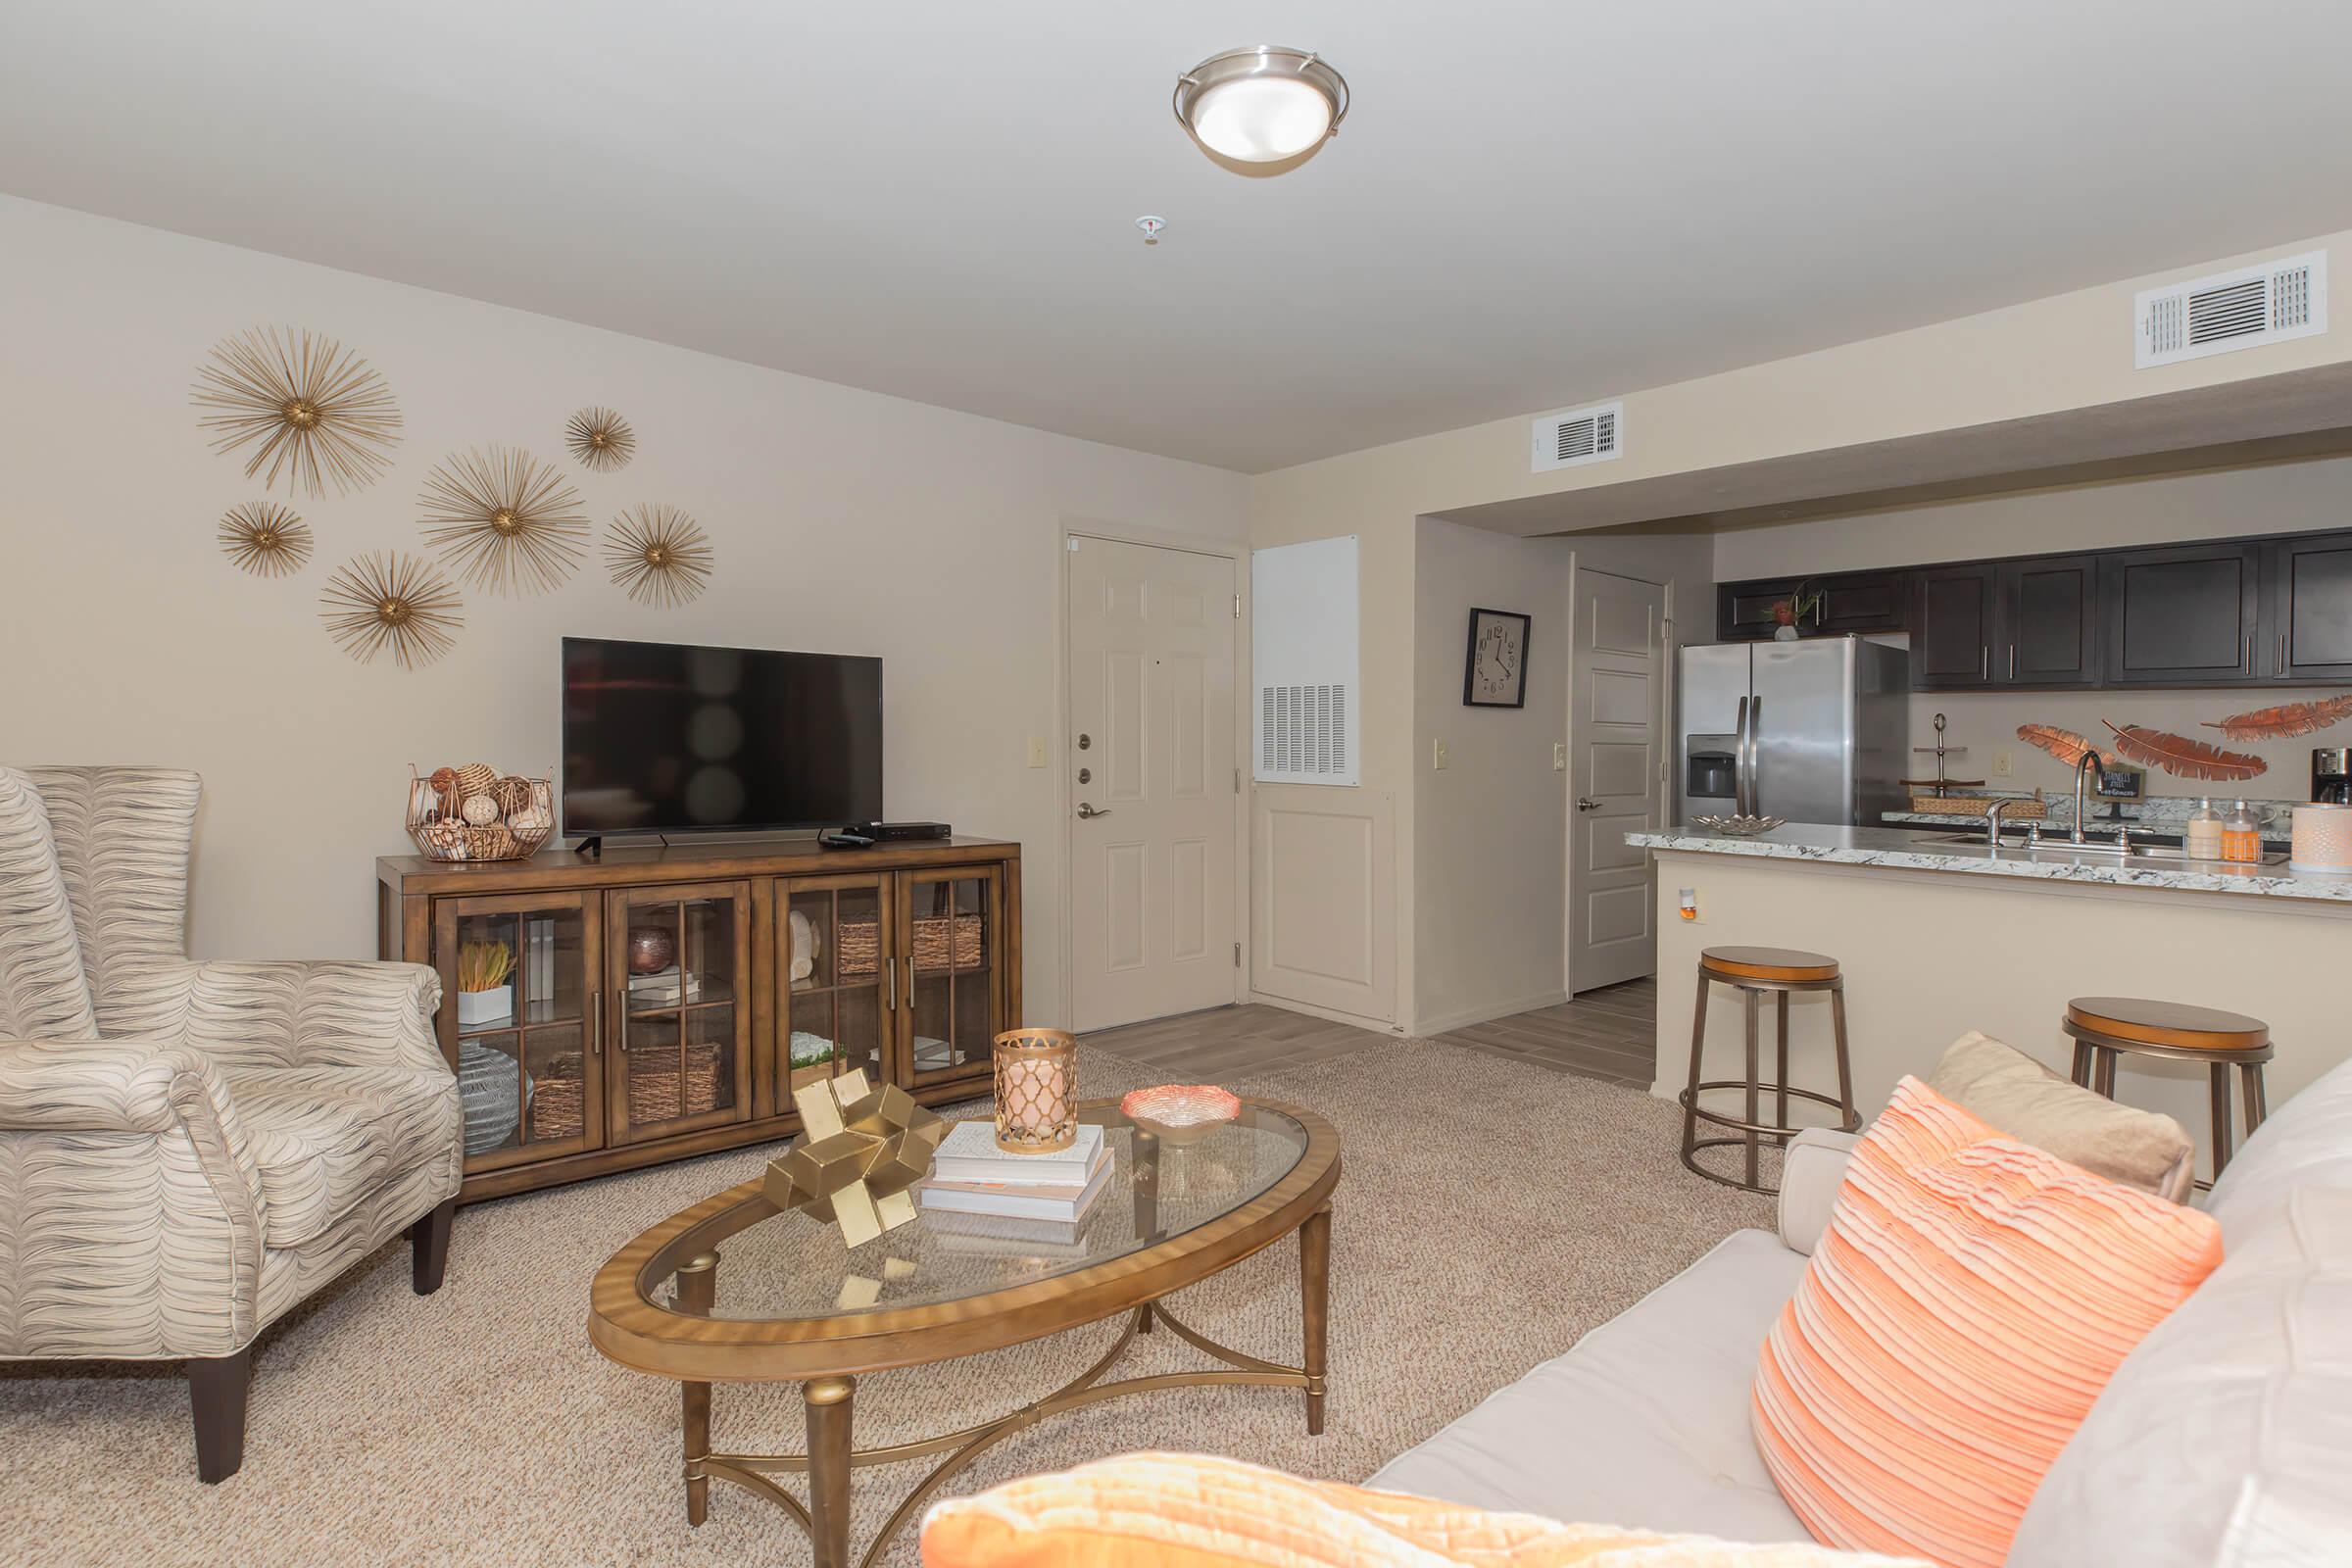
2135, 250, 2327, 369
1530, 400, 1625, 473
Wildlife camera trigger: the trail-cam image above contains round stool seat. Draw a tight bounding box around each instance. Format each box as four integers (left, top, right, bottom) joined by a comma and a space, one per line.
1700, 946, 1840, 984
2066, 997, 2270, 1053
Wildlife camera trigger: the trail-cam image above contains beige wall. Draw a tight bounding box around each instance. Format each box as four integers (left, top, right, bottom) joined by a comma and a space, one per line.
0, 196, 1250, 1013
1713, 458, 2352, 806
1652, 852, 2351, 1182
1409, 520, 1715, 1035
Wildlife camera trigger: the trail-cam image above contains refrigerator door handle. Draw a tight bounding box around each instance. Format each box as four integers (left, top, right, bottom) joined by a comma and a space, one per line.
1746, 696, 1763, 815
1733, 696, 1750, 814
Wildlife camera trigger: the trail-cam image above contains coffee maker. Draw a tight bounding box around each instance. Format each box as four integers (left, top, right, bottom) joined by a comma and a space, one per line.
2315, 748, 2352, 805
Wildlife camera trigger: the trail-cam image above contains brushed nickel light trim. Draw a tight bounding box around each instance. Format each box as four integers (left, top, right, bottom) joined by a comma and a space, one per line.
1173, 46, 1348, 173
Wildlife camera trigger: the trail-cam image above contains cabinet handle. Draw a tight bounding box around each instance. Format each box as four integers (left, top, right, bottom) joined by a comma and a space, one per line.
618, 992, 628, 1054
2280, 631, 2289, 675
886, 955, 897, 1010
592, 990, 602, 1056
2245, 629, 2254, 672
2007, 645, 2016, 680
1981, 646, 1988, 681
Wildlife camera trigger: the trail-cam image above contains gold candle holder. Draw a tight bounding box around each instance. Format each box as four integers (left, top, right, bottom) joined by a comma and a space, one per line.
993, 1027, 1077, 1153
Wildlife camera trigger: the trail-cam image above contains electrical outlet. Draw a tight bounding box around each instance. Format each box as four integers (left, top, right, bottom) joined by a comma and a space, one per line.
1992, 750, 2014, 777
1553, 742, 1567, 771
1026, 736, 1049, 768
1432, 739, 1449, 771
1678, 888, 1701, 924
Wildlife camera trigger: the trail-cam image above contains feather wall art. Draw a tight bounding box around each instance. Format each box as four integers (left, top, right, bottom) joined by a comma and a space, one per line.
2101, 720, 2267, 782
2201, 695, 2352, 742
2015, 724, 2097, 768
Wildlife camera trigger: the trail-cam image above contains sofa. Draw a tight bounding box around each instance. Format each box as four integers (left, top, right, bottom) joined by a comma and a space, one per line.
1370, 1057, 2352, 1564
0, 766, 463, 1481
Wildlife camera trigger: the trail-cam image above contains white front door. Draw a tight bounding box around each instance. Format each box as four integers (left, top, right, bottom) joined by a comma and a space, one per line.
1067, 536, 1240, 1032
1568, 568, 1665, 993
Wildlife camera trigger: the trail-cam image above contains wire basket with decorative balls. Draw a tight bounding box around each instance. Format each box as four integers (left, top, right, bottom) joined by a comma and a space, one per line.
406, 763, 555, 862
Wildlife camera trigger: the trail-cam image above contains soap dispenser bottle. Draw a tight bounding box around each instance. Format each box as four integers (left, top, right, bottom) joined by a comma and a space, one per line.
2221, 799, 2261, 863
2184, 798, 2224, 860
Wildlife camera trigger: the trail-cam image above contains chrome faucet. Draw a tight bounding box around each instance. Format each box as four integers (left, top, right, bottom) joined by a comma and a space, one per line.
2070, 750, 2105, 845
1984, 796, 2017, 851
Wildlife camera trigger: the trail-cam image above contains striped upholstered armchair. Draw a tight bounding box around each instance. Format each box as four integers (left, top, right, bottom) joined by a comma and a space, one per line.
0, 766, 462, 1481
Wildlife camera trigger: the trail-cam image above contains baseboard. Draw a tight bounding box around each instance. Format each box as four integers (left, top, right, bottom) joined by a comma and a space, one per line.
1247, 992, 1407, 1036
1410, 990, 1570, 1039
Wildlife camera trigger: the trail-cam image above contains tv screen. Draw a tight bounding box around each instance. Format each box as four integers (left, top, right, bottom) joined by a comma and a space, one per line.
562, 637, 882, 836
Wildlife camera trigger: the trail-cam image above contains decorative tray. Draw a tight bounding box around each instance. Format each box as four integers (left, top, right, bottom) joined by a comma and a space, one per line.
1690, 814, 1786, 837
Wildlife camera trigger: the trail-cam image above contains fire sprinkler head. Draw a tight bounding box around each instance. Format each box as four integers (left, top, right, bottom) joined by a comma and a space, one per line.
1135, 215, 1167, 245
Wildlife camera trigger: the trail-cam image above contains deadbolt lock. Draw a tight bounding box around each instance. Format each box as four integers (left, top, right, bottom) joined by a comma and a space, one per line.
1077, 767, 1091, 783
1077, 733, 1091, 750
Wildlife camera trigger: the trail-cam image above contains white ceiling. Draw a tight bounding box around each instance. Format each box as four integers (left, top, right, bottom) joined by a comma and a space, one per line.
7, 1, 2352, 473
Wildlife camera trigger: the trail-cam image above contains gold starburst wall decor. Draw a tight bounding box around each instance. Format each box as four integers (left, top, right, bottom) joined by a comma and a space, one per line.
605, 504, 713, 608
191, 326, 403, 496
417, 445, 589, 596
564, 406, 637, 472
319, 552, 465, 669
217, 501, 314, 578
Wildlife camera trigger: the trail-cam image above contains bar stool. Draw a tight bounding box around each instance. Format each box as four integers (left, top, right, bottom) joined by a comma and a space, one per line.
2063, 997, 2273, 1179
1680, 947, 1860, 1195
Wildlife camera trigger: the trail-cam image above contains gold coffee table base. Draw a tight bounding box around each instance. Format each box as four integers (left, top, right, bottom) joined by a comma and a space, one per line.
686, 1283, 1327, 1568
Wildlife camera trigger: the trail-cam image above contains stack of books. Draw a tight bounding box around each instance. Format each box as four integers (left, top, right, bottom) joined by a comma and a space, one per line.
917, 1120, 1110, 1232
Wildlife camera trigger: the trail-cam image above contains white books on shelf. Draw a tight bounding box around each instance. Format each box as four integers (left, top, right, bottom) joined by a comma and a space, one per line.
627, 968, 703, 1005
930, 1121, 1102, 1186
917, 1156, 1112, 1224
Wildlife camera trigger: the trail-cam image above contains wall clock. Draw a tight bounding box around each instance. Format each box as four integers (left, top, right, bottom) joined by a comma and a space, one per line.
1462, 608, 1531, 708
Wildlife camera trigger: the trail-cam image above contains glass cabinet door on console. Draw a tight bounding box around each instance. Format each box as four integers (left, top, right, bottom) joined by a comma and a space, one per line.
779, 874, 897, 1111
899, 866, 1003, 1087
604, 881, 754, 1146
431, 892, 603, 1171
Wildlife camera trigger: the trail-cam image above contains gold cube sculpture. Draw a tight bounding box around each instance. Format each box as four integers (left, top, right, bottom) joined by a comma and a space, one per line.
763, 1069, 950, 1248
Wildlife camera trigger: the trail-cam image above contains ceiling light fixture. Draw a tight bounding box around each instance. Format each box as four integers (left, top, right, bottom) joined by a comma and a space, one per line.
1173, 46, 1348, 173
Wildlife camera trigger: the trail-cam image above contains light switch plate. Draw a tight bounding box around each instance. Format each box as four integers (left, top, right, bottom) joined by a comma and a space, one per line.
1553, 742, 1567, 771
1992, 750, 2014, 777
1026, 736, 1049, 768
1432, 739, 1449, 770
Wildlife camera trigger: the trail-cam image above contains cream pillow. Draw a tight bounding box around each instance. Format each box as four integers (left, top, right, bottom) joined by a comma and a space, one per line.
1927, 1030, 2195, 1200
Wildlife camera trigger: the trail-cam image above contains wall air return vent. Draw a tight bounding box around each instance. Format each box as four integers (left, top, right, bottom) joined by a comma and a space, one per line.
1251, 534, 1358, 787
2135, 250, 2326, 369
1529, 400, 1625, 473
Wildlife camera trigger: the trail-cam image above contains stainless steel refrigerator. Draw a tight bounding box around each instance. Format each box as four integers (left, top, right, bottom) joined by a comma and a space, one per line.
1677, 638, 1908, 826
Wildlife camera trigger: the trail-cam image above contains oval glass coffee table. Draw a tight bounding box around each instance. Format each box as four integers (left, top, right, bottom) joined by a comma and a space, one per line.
588, 1098, 1340, 1568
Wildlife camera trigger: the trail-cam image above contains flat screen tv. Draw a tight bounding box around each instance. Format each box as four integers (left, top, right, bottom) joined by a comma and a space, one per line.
561, 637, 882, 838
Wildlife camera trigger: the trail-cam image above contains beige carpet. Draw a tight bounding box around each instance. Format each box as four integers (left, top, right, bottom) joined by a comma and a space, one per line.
1, 1040, 1770, 1566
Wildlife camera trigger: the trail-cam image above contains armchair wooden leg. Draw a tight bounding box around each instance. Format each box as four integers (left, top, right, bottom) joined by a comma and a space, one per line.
189, 1348, 252, 1484
411, 1198, 456, 1295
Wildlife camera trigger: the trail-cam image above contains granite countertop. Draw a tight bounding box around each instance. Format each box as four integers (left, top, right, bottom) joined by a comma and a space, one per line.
1630, 821, 2352, 904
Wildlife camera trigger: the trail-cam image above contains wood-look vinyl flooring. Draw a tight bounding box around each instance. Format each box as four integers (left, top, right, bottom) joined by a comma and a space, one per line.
1080, 975, 1661, 1091
1428, 976, 1659, 1089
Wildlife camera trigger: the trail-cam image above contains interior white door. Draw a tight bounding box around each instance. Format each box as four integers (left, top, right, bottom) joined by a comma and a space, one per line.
1569, 568, 1665, 993
1067, 536, 1240, 1032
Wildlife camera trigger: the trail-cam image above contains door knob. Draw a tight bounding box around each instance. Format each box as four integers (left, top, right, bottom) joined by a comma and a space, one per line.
1077, 803, 1111, 818
1576, 796, 1601, 811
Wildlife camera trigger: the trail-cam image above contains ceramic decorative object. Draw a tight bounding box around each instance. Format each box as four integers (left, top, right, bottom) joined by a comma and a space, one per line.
191, 324, 403, 496
457, 1039, 531, 1157
1690, 813, 1787, 836
627, 924, 677, 976
460, 793, 501, 826
2291, 804, 2352, 872
1120, 1083, 1241, 1147
761, 1068, 948, 1247
992, 1027, 1078, 1153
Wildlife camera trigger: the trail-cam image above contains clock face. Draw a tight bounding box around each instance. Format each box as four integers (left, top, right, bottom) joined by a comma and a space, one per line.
1466, 611, 1528, 706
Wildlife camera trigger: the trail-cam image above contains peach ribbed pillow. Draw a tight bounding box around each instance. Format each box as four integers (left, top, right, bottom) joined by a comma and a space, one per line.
1752, 1077, 2222, 1568
920, 1451, 1932, 1567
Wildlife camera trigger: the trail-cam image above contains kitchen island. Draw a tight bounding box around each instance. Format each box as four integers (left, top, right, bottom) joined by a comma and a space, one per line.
1630, 821, 2352, 1179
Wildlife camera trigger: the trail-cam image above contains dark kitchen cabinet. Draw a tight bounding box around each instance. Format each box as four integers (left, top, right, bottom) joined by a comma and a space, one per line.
1908, 564, 1998, 689
2099, 542, 2262, 686
1714, 569, 1909, 641
2266, 530, 2352, 681
1995, 555, 2099, 685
